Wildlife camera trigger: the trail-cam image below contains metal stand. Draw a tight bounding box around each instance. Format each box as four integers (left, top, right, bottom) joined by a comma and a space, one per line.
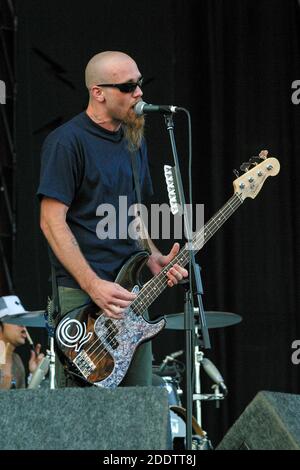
193, 325, 226, 426
48, 336, 56, 389
194, 326, 204, 426
164, 113, 211, 450
45, 304, 56, 389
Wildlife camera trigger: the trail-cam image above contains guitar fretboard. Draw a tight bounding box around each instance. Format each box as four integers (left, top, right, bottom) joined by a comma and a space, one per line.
132, 192, 243, 315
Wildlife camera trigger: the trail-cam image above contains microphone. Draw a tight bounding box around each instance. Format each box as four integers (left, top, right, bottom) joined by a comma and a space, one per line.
201, 358, 228, 394
134, 101, 181, 116
28, 356, 50, 389
158, 349, 183, 373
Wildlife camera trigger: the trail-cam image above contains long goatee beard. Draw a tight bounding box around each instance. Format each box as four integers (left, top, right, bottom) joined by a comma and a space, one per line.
123, 113, 145, 153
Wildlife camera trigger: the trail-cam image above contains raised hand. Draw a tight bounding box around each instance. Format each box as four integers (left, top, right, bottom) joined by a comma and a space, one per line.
28, 344, 45, 374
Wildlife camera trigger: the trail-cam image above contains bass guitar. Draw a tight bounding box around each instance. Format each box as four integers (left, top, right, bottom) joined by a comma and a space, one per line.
55, 153, 280, 387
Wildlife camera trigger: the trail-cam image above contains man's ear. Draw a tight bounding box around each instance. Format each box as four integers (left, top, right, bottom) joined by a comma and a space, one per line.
90, 86, 105, 102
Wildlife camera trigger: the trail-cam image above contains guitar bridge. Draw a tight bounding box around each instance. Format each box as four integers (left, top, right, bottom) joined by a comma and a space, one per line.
73, 350, 96, 379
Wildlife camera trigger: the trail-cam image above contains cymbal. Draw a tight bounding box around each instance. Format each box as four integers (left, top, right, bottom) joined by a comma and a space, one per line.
160, 309, 242, 330
1, 309, 242, 330
0, 311, 46, 328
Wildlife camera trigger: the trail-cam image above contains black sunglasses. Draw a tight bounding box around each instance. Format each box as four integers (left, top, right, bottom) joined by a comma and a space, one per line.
97, 77, 144, 93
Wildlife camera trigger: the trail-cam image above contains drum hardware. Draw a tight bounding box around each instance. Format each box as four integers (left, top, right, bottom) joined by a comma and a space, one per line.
158, 309, 242, 330
194, 325, 228, 428
155, 351, 214, 449
158, 349, 184, 374
155, 340, 227, 449
46, 298, 56, 390
155, 307, 237, 448
170, 406, 213, 451
157, 308, 238, 427
154, 351, 185, 406
191, 434, 214, 451
27, 354, 50, 389
162, 376, 183, 407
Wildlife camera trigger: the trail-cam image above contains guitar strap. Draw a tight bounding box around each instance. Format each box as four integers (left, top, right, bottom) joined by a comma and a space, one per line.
130, 150, 151, 254
48, 263, 60, 326
51, 263, 60, 318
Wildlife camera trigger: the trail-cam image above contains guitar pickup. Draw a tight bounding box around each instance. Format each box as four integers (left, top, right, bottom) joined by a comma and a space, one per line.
73, 350, 96, 378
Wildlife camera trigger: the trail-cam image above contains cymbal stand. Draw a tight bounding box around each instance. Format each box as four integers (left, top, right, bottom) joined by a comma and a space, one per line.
45, 301, 56, 389
48, 336, 56, 389
194, 328, 204, 426
193, 324, 226, 426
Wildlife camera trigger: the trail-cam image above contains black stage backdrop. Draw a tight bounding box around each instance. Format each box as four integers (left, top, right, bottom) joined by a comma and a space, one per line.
14, 0, 300, 446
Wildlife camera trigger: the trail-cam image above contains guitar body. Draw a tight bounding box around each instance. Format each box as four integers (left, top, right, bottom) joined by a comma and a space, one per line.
55, 251, 166, 388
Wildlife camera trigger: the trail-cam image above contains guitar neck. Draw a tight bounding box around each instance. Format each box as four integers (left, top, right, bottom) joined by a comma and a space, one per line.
132, 192, 243, 314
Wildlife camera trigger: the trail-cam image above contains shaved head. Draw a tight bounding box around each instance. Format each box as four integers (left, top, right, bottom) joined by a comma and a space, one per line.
85, 51, 138, 90
85, 51, 144, 150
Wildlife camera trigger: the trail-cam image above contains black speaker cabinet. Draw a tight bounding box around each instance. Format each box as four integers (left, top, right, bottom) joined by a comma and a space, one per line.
0, 386, 170, 450
217, 391, 300, 450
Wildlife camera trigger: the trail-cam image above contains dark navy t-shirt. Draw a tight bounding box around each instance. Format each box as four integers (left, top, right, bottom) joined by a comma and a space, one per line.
37, 111, 153, 287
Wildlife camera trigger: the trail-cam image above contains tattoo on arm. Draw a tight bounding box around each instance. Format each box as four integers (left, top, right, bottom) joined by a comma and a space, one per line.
70, 236, 79, 247
65, 226, 79, 248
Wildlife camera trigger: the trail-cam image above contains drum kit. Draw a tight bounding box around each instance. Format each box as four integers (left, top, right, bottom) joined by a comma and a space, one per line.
1, 305, 242, 449
153, 308, 242, 449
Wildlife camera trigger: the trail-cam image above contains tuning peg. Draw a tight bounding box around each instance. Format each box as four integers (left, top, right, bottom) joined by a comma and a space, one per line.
259, 150, 268, 160
240, 162, 251, 172
233, 169, 240, 178
249, 156, 261, 165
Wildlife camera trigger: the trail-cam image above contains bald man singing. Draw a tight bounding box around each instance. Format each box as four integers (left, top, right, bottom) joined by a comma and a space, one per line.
37, 51, 188, 388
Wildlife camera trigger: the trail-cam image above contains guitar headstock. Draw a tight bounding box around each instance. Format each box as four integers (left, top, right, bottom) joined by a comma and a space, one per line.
233, 150, 280, 200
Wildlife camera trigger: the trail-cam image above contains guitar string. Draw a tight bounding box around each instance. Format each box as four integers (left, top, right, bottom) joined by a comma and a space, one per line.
79, 193, 243, 372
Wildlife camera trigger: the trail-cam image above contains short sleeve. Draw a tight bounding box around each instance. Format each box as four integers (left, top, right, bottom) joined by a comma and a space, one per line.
37, 139, 83, 206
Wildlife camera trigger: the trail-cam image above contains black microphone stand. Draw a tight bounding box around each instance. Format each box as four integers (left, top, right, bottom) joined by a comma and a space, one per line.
164, 112, 211, 450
